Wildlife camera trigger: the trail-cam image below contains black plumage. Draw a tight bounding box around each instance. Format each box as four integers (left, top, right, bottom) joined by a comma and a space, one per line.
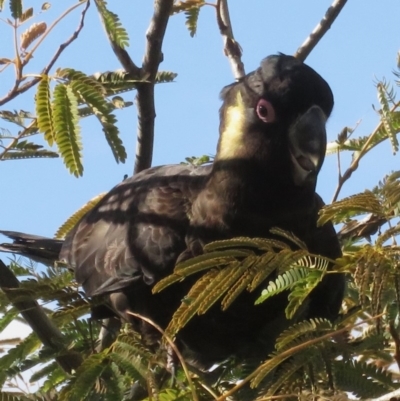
0, 54, 344, 369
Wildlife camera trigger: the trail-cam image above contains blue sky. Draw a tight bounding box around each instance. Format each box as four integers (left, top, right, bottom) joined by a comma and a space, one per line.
1, 0, 399, 239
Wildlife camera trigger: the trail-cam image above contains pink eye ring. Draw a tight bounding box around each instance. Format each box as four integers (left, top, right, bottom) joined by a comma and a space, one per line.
256, 98, 276, 123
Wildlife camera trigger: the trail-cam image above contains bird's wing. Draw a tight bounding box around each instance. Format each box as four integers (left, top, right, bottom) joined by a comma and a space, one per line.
61, 164, 210, 297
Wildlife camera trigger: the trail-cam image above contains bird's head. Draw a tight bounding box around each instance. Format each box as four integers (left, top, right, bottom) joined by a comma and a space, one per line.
216, 54, 333, 188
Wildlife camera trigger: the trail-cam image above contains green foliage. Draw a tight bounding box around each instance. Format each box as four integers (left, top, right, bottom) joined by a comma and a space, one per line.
326, 71, 400, 158
94, 0, 129, 49
36, 75, 55, 146
9, 0, 22, 19
153, 234, 332, 337
52, 83, 83, 177
183, 154, 212, 166
30, 69, 131, 175
334, 360, 396, 398
54, 192, 106, 239
172, 0, 205, 37
377, 79, 399, 153
59, 353, 109, 401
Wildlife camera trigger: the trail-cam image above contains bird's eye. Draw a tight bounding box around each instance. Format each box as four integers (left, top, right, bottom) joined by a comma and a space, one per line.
256, 98, 275, 123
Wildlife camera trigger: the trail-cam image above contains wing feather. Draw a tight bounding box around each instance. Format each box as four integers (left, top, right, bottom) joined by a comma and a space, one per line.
60, 164, 211, 296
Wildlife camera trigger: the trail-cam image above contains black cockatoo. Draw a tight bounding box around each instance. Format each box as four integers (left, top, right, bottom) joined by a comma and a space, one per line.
0, 54, 344, 369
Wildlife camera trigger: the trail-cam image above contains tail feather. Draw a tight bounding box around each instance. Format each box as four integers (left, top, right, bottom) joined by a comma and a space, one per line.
0, 230, 63, 266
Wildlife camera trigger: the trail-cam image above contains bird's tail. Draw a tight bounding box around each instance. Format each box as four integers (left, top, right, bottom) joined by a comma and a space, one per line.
0, 230, 63, 266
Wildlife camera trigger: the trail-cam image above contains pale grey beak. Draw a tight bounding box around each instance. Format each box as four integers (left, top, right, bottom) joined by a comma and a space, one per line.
289, 105, 327, 186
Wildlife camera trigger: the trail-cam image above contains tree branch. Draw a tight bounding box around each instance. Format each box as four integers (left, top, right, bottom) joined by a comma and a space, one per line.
134, 0, 174, 174
0, 0, 90, 106
294, 0, 348, 62
0, 259, 82, 373
216, 0, 245, 80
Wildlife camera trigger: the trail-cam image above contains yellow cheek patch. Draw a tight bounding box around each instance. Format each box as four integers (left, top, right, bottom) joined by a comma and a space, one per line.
218, 92, 247, 160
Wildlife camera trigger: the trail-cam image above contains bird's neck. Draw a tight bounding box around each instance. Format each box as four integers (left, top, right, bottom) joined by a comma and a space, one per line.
191, 158, 316, 239
208, 157, 315, 208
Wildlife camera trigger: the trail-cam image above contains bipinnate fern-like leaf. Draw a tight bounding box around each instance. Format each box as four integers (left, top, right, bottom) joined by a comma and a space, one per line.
166, 269, 219, 337
172, 1, 204, 37
376, 222, 400, 245
54, 193, 106, 239
334, 360, 396, 398
350, 245, 391, 317
220, 256, 270, 311
0, 308, 18, 333
92, 70, 177, 98
103, 362, 125, 399
159, 231, 331, 337
18, 7, 33, 23
58, 352, 108, 401
35, 75, 55, 146
269, 227, 308, 250
66, 72, 126, 164
203, 236, 291, 253
256, 268, 308, 304
110, 333, 151, 381
326, 111, 400, 158
95, 0, 129, 49
9, 0, 22, 19
250, 321, 339, 389
99, 114, 127, 164
153, 250, 250, 293
318, 191, 384, 226
156, 70, 178, 84
263, 354, 309, 396
2, 133, 59, 160
108, 352, 147, 382
172, 0, 204, 13
157, 233, 325, 335
52, 83, 83, 177
1, 149, 58, 160
184, 6, 200, 37
286, 269, 326, 319
20, 21, 47, 51
257, 254, 329, 319
378, 170, 400, 213
275, 318, 332, 352
0, 333, 41, 387
377, 80, 399, 154
30, 361, 63, 385
58, 68, 106, 96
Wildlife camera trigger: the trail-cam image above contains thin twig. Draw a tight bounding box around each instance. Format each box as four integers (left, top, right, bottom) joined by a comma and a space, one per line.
127, 311, 200, 401
216, 0, 245, 80
0, 259, 82, 373
43, 1, 90, 75
0, 1, 89, 106
294, 0, 348, 62
134, 0, 174, 174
